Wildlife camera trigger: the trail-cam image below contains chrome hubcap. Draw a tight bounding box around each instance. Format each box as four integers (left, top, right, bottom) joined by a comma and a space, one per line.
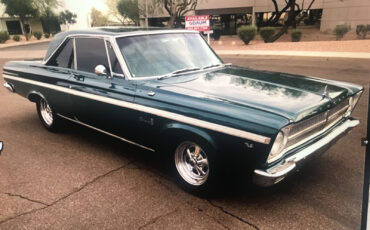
174, 142, 209, 186
40, 99, 53, 126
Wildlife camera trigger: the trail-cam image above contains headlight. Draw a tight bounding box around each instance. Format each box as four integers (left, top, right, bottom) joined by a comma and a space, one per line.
346, 91, 363, 116
267, 131, 288, 163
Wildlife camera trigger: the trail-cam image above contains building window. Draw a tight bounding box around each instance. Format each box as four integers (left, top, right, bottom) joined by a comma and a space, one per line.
5, 21, 22, 35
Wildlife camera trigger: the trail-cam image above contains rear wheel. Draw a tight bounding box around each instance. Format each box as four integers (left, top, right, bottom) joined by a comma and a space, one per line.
36, 98, 62, 132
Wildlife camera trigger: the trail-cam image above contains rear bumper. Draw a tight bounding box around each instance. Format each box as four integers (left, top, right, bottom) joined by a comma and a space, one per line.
253, 118, 359, 187
3, 82, 15, 93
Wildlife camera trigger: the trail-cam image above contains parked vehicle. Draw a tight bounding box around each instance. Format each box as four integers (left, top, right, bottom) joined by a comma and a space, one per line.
2, 28, 363, 194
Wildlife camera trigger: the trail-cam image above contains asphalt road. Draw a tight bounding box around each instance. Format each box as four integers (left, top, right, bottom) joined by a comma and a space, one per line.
0, 44, 369, 229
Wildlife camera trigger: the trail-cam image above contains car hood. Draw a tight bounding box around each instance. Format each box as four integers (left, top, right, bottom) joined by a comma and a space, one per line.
148, 67, 356, 122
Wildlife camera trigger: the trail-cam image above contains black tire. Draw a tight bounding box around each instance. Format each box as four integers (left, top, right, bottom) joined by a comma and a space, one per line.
36, 97, 62, 132
170, 135, 221, 196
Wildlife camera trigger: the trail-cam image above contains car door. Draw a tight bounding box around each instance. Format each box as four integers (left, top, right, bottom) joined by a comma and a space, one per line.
69, 37, 139, 141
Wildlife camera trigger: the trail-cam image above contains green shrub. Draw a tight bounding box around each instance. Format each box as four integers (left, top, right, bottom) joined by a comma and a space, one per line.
212, 29, 221, 41
44, 33, 50, 38
12, 35, 21, 41
33, 31, 42, 40
259, 27, 275, 43
237, 25, 257, 45
0, 31, 10, 43
334, 24, 350, 40
356, 24, 369, 39
290, 29, 302, 42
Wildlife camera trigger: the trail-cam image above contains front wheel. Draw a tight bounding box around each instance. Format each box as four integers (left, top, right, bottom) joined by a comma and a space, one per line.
172, 138, 220, 195
36, 98, 62, 132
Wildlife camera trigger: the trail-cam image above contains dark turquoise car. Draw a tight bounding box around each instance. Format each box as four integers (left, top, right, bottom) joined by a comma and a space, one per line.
2, 28, 363, 194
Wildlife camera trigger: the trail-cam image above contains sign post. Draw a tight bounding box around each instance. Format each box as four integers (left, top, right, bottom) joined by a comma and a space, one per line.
185, 15, 212, 44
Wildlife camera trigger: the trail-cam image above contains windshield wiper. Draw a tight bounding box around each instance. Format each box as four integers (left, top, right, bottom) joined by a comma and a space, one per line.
202, 63, 232, 70
158, 67, 201, 80
202, 63, 222, 70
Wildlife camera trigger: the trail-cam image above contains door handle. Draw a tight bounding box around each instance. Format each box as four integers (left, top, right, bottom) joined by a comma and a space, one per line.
71, 73, 84, 81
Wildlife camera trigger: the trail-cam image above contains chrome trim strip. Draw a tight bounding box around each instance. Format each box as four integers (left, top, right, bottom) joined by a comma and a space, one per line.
4, 74, 271, 144
57, 113, 155, 152
109, 36, 132, 79
104, 39, 113, 78
254, 119, 359, 186
72, 38, 77, 70
3, 82, 15, 93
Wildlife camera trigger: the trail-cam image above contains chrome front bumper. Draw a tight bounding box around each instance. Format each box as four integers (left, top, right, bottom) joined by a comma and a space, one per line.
253, 119, 359, 187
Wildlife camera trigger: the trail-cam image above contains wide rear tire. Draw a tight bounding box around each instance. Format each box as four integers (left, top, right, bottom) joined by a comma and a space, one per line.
36, 98, 62, 132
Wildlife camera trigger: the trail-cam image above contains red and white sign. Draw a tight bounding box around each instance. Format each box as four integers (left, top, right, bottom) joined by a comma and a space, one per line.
185, 15, 210, 32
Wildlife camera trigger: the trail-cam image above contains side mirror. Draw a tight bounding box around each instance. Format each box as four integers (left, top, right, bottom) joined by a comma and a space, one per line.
94, 65, 108, 76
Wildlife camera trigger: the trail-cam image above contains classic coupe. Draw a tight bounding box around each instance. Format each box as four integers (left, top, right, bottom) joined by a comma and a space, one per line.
2, 28, 363, 194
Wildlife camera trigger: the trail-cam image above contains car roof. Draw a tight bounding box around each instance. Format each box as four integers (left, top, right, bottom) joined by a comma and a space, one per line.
44, 27, 195, 61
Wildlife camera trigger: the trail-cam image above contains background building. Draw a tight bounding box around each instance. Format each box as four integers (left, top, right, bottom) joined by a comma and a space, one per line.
140, 0, 370, 34
0, 4, 44, 35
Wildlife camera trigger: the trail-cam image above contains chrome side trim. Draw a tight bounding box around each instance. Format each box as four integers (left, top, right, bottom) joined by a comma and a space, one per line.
57, 113, 155, 152
254, 119, 359, 186
3, 82, 15, 93
4, 74, 271, 144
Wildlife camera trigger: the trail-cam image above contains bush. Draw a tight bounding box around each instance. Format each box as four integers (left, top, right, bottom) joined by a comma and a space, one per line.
212, 29, 221, 41
0, 31, 10, 43
356, 24, 369, 39
44, 33, 50, 38
33, 31, 42, 40
290, 29, 302, 42
237, 25, 257, 45
259, 27, 275, 43
334, 24, 350, 40
12, 35, 21, 41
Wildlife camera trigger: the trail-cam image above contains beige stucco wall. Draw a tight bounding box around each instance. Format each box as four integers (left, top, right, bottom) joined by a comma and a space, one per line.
321, 0, 370, 31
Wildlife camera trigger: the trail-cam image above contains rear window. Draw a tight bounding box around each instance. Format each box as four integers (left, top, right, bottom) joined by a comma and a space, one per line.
47, 39, 74, 69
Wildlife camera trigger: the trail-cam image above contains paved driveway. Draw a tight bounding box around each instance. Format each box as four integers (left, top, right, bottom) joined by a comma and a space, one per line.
0, 50, 368, 229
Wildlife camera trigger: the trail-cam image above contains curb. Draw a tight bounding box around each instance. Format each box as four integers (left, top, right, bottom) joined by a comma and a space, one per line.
0, 39, 51, 50
215, 50, 370, 59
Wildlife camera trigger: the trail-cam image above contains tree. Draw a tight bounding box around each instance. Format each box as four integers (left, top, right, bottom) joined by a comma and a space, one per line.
0, 0, 39, 40
117, 0, 139, 25
90, 8, 108, 27
161, 0, 198, 28
59, 10, 77, 30
106, 0, 129, 25
263, 0, 315, 42
34, 0, 61, 16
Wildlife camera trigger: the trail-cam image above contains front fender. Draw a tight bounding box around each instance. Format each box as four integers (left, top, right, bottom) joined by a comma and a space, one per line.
158, 122, 219, 151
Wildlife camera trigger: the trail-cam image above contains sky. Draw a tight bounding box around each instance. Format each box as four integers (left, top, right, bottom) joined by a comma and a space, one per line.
62, 0, 108, 29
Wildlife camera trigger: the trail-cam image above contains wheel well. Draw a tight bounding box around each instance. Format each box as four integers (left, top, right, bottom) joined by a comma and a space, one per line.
28, 92, 44, 103
157, 124, 218, 153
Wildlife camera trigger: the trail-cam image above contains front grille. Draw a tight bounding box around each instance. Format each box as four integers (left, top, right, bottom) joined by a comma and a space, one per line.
285, 99, 349, 148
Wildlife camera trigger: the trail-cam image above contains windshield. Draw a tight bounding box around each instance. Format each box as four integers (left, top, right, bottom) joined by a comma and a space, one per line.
116, 33, 222, 78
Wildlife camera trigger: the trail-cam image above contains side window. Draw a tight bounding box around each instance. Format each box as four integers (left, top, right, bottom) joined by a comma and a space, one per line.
47, 39, 74, 69
106, 41, 123, 75
75, 38, 109, 74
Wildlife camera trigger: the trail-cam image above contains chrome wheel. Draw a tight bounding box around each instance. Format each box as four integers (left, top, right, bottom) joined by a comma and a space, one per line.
174, 142, 209, 186
39, 99, 53, 126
